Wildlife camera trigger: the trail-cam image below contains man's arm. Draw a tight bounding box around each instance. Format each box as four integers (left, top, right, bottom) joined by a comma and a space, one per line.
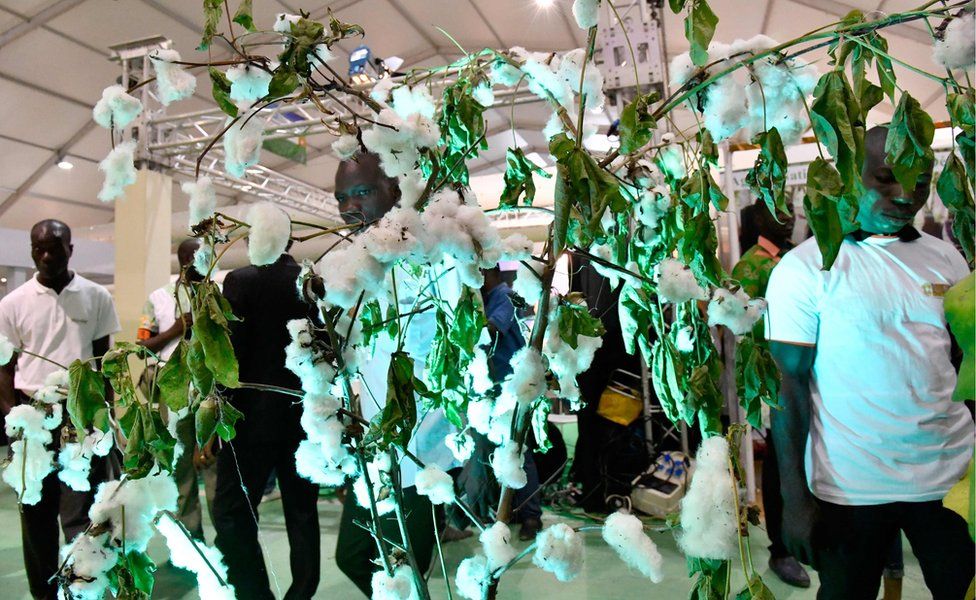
0, 356, 16, 416
137, 316, 189, 354
769, 340, 819, 567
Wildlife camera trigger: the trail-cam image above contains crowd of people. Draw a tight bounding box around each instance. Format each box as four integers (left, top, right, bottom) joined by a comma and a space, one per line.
0, 124, 971, 600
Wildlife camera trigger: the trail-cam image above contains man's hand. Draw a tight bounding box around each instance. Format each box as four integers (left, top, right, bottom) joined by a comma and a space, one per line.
193, 438, 217, 469
780, 488, 822, 568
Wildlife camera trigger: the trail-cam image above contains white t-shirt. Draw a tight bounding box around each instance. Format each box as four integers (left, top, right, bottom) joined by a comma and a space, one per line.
766, 233, 973, 505
356, 265, 461, 488
0, 273, 121, 395
139, 282, 191, 361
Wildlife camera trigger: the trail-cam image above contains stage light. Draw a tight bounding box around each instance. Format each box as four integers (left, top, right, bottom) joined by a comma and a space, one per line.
57, 160, 74, 170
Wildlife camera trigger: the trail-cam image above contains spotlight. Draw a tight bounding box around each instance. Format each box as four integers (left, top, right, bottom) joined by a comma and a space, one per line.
0, 277, 6, 284
57, 160, 74, 170
536, 0, 555, 7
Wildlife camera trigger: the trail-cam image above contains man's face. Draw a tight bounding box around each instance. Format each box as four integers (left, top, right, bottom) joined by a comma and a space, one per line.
177, 240, 203, 281
334, 155, 399, 227
31, 225, 72, 280
858, 128, 932, 235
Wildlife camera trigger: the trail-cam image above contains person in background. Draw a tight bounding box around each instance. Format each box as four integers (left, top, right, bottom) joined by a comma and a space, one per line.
327, 152, 458, 596
731, 201, 810, 588
212, 234, 322, 600
0, 219, 121, 600
136, 237, 217, 541
767, 125, 975, 599
481, 265, 543, 540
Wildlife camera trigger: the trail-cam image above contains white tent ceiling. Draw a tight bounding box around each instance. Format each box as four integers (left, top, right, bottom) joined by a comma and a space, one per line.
0, 0, 953, 239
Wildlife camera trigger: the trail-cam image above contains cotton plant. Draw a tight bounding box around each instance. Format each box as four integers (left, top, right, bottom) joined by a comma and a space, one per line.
602, 511, 664, 583
182, 176, 217, 227
678, 436, 739, 560
223, 110, 265, 178
2, 403, 60, 504
533, 523, 585, 582
707, 288, 766, 335
226, 64, 273, 110
155, 515, 236, 599
655, 258, 708, 304
933, 10, 976, 70
415, 465, 455, 505
97, 140, 138, 202
57, 429, 114, 492
92, 85, 142, 130
149, 48, 197, 106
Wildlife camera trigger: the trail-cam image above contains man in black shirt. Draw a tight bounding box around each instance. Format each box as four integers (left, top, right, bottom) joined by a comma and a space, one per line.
212, 243, 321, 600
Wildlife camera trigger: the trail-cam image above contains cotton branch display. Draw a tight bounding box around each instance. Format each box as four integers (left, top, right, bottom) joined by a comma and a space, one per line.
1, 0, 974, 598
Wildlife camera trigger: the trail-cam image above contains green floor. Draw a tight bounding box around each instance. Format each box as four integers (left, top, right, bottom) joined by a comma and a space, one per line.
0, 485, 933, 599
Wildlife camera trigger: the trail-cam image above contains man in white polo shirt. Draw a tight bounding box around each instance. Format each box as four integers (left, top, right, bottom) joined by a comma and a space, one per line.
0, 219, 121, 600
766, 126, 974, 599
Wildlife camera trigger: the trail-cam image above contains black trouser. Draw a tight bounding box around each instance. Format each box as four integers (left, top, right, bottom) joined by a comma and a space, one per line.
336, 485, 435, 597
815, 499, 975, 600
761, 433, 788, 558
212, 438, 320, 600
21, 452, 117, 600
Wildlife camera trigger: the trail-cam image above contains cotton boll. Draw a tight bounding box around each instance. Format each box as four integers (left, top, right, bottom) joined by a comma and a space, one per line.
353, 455, 395, 516
246, 202, 291, 266
466, 398, 494, 436
226, 65, 273, 109
391, 85, 437, 119
573, 0, 600, 29
934, 12, 976, 70
397, 171, 427, 208
473, 83, 495, 107
512, 262, 543, 305
156, 515, 236, 599
193, 242, 216, 277
480, 522, 517, 571
669, 52, 697, 88
295, 439, 355, 486
89, 474, 179, 553
678, 436, 738, 560
361, 108, 439, 178
183, 176, 217, 226
675, 326, 695, 353
702, 77, 750, 141
308, 44, 335, 69
707, 288, 766, 335
445, 431, 475, 462
320, 240, 389, 309
635, 186, 671, 230
655, 258, 707, 304
487, 408, 514, 445
223, 113, 264, 178
557, 49, 605, 111
544, 322, 602, 409
371, 77, 396, 103
92, 85, 143, 130
498, 346, 547, 411
416, 465, 456, 505
60, 532, 117, 600
3, 439, 54, 504
489, 59, 523, 88
332, 134, 360, 160
0, 333, 14, 366
602, 511, 664, 583
499, 233, 533, 261
97, 140, 137, 202
371, 566, 418, 600
490, 440, 527, 489
150, 49, 197, 106
285, 319, 338, 394
274, 12, 301, 33
455, 555, 491, 600
522, 59, 572, 109
533, 523, 584, 582
58, 442, 93, 492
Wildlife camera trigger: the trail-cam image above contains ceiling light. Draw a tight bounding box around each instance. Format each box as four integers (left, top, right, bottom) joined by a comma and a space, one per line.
0, 277, 6, 284
57, 160, 74, 170
536, 0, 555, 6
241, 185, 253, 191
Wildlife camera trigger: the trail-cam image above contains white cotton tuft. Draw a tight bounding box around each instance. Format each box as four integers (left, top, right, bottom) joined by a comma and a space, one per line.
655, 258, 707, 304
0, 333, 15, 366
573, 0, 600, 29
150, 48, 197, 106
361, 107, 439, 178
274, 13, 301, 33
480, 522, 517, 571
156, 515, 236, 599
657, 146, 687, 179
309, 44, 335, 69
246, 202, 291, 266
97, 140, 137, 202
371, 77, 396, 103
416, 465, 456, 505
602, 511, 664, 583
934, 12, 976, 70
533, 523, 584, 582
89, 474, 179, 552
513, 262, 543, 305
223, 112, 265, 178
473, 83, 495, 107
354, 454, 395, 516
370, 565, 418, 600
678, 436, 739, 559
92, 85, 143, 130
557, 49, 605, 111
193, 242, 216, 276
522, 59, 572, 108
183, 176, 217, 226
466, 398, 494, 436
675, 326, 695, 353
544, 321, 602, 409
489, 59, 523, 88
60, 532, 117, 600
702, 77, 749, 141
445, 431, 475, 462
58, 443, 93, 492
707, 288, 766, 335
332, 134, 360, 160
226, 65, 273, 109
455, 555, 491, 600
285, 319, 338, 394
490, 440, 527, 489
295, 439, 357, 486
34, 369, 68, 403
3, 438, 54, 504
497, 346, 547, 413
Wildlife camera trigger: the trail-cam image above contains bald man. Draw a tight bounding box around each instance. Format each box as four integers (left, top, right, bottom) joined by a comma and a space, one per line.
0, 219, 121, 600
767, 126, 974, 599
137, 238, 216, 542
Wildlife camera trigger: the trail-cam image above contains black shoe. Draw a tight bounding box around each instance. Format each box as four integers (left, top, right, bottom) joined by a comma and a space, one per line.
769, 556, 811, 588
519, 517, 542, 541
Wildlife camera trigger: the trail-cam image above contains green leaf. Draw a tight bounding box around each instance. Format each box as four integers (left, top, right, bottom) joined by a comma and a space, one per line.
216, 399, 244, 441
552, 163, 572, 254
191, 284, 240, 389
439, 81, 489, 186
198, 0, 223, 51
735, 333, 781, 429
937, 152, 975, 265
945, 272, 975, 402
500, 148, 551, 208
687, 557, 730, 600
370, 351, 418, 450
618, 94, 657, 154
268, 68, 300, 99
803, 157, 854, 270
677, 203, 724, 286
549, 132, 627, 243
735, 574, 776, 600
155, 343, 190, 411
619, 283, 656, 360
425, 309, 463, 394
209, 67, 238, 118
448, 287, 487, 359
101, 342, 143, 410
185, 337, 215, 396
555, 298, 605, 349
67, 359, 106, 435
810, 71, 864, 193
651, 338, 685, 424
232, 0, 255, 32
680, 168, 728, 215
125, 551, 156, 595
279, 17, 327, 77
744, 128, 790, 218
686, 0, 718, 67
885, 92, 935, 194
669, 0, 688, 12
195, 397, 218, 446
